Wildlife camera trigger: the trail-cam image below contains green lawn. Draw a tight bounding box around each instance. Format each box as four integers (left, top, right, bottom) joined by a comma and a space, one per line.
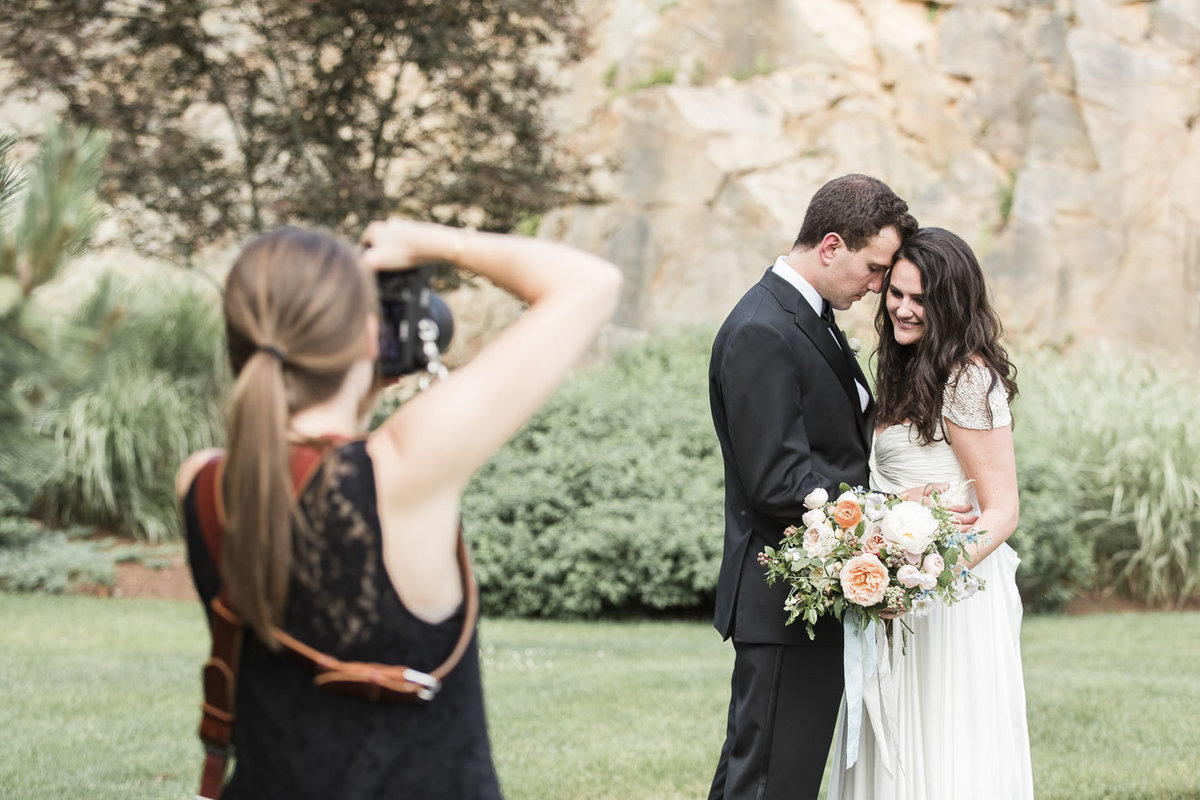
1, 594, 1198, 799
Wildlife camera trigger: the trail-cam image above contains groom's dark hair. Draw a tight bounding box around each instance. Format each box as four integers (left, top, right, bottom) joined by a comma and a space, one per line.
793, 174, 917, 252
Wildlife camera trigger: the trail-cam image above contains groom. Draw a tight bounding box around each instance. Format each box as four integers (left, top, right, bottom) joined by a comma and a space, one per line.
708, 174, 918, 799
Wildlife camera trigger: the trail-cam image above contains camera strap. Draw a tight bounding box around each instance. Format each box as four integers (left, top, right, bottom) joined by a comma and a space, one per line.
192, 440, 479, 799
416, 317, 449, 390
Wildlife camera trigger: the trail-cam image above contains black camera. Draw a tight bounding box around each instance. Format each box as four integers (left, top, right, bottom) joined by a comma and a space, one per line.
376, 266, 454, 378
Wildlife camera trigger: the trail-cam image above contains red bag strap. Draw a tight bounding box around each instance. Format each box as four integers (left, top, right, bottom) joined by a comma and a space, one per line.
194, 454, 236, 800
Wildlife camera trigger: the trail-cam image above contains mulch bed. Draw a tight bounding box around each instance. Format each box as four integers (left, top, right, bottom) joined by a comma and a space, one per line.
111, 556, 198, 601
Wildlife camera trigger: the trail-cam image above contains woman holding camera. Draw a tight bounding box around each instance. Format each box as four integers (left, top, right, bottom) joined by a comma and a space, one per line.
176, 219, 622, 799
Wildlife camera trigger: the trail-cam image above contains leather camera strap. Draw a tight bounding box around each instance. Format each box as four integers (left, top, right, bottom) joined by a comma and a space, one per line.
193, 439, 479, 798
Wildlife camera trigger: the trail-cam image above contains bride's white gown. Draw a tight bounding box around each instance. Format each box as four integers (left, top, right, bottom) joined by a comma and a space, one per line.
829, 364, 1035, 799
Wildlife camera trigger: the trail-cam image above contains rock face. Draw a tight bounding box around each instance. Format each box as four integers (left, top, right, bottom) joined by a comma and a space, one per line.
541, 0, 1200, 355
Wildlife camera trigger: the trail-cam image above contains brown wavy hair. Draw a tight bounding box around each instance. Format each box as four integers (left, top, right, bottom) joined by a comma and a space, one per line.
873, 227, 1017, 445
221, 227, 375, 645
793, 173, 918, 251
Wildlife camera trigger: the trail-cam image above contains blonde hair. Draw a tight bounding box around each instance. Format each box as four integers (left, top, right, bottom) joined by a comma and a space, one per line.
221, 227, 375, 645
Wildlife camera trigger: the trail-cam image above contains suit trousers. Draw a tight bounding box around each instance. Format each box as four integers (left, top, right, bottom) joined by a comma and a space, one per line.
708, 641, 844, 800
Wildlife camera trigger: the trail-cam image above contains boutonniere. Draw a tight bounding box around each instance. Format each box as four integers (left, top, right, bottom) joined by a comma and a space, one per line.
847, 337, 862, 355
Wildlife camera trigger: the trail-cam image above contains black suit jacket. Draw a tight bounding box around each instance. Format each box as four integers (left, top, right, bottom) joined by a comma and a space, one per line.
709, 269, 875, 645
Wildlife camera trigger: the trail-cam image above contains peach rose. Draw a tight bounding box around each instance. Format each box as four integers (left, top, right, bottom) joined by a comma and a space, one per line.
897, 564, 923, 589
839, 553, 890, 606
922, 553, 946, 576
832, 498, 863, 530
860, 531, 886, 555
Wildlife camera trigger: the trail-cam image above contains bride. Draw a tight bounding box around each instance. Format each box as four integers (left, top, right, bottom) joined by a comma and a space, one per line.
829, 227, 1034, 799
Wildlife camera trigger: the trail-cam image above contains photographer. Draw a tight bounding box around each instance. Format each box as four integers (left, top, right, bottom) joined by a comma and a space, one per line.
175, 219, 622, 799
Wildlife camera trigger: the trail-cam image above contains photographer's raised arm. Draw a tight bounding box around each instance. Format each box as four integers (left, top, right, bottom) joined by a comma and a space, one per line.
360, 218, 623, 505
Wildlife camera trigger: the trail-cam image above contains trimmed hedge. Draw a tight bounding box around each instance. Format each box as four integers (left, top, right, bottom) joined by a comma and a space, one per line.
463, 331, 1200, 618
463, 328, 724, 617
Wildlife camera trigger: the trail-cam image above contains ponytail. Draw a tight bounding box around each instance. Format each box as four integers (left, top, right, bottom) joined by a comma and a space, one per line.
220, 227, 373, 647
224, 349, 293, 647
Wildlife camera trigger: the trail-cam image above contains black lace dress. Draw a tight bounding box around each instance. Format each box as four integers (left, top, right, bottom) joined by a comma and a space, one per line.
182, 440, 503, 799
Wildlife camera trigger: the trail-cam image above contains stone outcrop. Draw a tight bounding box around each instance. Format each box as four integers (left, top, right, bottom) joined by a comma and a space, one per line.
541, 0, 1200, 355
4, 1, 1196, 359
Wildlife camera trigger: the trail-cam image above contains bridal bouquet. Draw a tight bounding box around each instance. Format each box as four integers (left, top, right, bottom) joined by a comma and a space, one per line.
759, 483, 987, 639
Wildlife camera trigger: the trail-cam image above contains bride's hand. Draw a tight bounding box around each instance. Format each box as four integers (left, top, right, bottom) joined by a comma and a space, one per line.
904, 481, 948, 504
949, 510, 979, 532
902, 482, 978, 531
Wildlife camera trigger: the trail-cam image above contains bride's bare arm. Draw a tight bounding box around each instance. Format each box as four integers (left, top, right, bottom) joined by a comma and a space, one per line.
944, 420, 1019, 566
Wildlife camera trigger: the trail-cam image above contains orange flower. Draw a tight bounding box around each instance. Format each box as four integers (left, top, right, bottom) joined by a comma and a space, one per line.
839, 553, 889, 606
832, 499, 863, 530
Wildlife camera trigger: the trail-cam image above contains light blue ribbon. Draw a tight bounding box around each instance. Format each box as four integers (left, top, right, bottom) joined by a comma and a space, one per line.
842, 610, 879, 768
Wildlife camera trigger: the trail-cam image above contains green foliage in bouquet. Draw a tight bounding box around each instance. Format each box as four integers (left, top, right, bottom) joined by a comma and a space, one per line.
462, 328, 724, 618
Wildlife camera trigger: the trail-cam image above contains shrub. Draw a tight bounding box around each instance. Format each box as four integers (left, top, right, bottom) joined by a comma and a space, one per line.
0, 121, 117, 585
463, 333, 1200, 618
0, 484, 112, 592
462, 328, 724, 618
34, 271, 228, 541
1008, 433, 1092, 611
1012, 346, 1200, 608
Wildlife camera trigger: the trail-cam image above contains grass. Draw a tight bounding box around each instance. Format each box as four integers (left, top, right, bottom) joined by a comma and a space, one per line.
2, 595, 1199, 798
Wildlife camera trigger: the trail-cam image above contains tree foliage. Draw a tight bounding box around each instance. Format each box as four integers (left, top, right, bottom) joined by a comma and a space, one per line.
0, 121, 120, 591
0, 121, 106, 507
0, 0, 588, 259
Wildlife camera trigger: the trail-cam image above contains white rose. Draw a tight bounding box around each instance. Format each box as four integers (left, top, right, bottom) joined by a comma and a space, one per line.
916, 572, 938, 591
847, 337, 862, 354
804, 487, 829, 510
922, 553, 945, 576
897, 564, 923, 589
880, 500, 940, 555
803, 524, 836, 558
801, 508, 826, 528
836, 490, 859, 505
